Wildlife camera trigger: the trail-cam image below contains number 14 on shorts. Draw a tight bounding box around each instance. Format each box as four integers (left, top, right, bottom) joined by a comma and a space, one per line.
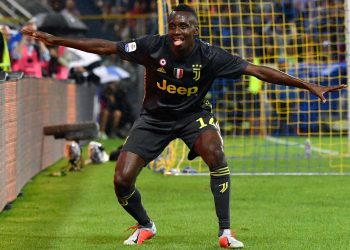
196, 117, 220, 130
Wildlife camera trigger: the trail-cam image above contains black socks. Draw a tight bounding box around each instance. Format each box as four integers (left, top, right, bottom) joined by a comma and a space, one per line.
117, 166, 231, 231
210, 166, 231, 230
117, 187, 152, 227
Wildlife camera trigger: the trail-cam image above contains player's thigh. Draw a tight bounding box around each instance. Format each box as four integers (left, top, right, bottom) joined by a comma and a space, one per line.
179, 110, 223, 161
121, 116, 176, 165
193, 129, 227, 169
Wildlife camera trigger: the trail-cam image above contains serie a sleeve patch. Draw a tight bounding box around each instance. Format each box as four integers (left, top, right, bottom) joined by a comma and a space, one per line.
124, 42, 137, 52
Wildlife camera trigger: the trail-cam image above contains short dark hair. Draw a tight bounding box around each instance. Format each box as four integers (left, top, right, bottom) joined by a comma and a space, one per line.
172, 4, 197, 20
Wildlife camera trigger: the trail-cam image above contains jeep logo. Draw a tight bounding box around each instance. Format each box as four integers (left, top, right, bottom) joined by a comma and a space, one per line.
156, 80, 198, 96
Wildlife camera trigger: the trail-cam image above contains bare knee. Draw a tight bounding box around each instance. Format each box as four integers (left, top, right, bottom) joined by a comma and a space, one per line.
205, 144, 227, 170
113, 151, 145, 196
114, 170, 133, 196
194, 130, 227, 170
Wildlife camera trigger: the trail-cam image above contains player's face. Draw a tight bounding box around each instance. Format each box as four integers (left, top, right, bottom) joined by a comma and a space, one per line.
168, 11, 199, 57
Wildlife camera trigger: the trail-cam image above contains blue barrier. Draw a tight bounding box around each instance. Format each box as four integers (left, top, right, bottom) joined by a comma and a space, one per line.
290, 62, 347, 132
209, 62, 347, 134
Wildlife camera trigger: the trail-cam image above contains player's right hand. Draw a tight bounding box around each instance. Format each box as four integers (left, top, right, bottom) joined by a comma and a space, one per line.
20, 28, 55, 46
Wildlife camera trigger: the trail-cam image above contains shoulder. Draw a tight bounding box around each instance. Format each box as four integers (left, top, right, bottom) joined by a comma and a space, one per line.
135, 34, 167, 47
196, 39, 231, 59
120, 34, 167, 52
197, 38, 211, 54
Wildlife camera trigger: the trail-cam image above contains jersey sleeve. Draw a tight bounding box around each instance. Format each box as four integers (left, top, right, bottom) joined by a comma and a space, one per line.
116, 35, 155, 65
211, 46, 248, 79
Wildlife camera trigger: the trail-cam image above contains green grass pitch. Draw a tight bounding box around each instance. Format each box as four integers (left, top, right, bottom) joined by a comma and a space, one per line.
0, 139, 350, 249
174, 136, 350, 174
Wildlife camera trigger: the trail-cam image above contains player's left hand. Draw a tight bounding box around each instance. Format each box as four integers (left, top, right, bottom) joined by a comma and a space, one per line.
309, 84, 347, 103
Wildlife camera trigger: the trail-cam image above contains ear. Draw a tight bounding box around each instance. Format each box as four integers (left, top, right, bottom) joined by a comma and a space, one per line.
194, 25, 199, 36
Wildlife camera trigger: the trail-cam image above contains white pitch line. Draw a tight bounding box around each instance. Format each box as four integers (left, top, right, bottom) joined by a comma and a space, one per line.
166, 172, 350, 176
266, 136, 340, 156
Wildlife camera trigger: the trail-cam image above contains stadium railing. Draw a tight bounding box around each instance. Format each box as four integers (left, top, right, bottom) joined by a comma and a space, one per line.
0, 77, 95, 211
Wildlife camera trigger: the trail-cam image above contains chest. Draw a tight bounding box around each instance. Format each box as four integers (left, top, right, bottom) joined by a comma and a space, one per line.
148, 48, 210, 85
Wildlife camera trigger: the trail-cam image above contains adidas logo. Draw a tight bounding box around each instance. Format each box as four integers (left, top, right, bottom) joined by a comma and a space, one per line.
157, 67, 166, 73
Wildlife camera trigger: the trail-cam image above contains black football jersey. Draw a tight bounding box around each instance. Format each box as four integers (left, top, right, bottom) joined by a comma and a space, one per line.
116, 35, 248, 118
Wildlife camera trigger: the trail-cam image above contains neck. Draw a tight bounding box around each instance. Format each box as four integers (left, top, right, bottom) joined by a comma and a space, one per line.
172, 42, 195, 59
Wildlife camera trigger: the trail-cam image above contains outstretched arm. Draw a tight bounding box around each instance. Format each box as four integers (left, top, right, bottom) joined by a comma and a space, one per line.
244, 63, 347, 103
21, 27, 117, 55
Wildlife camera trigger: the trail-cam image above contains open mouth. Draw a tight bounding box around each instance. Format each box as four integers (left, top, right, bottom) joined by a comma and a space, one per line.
173, 37, 184, 47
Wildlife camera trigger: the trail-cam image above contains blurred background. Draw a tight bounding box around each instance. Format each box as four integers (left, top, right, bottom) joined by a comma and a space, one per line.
0, 0, 158, 140
0, 0, 349, 177
1, 2, 350, 247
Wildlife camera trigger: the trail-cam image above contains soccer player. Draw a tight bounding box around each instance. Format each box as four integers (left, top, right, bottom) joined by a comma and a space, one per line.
22, 4, 346, 249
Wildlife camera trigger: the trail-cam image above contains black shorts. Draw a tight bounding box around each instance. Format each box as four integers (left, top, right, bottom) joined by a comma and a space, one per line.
121, 110, 220, 165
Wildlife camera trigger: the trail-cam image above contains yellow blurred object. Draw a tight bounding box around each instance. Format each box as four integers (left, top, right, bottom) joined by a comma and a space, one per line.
248, 58, 262, 94
0, 30, 11, 72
